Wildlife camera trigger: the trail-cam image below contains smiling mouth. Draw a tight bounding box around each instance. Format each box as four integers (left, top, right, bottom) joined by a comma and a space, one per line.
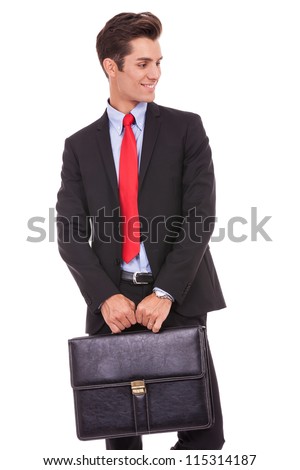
141, 83, 156, 89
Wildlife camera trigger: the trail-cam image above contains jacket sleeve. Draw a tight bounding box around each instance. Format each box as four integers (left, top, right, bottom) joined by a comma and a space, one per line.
154, 114, 216, 305
56, 137, 120, 313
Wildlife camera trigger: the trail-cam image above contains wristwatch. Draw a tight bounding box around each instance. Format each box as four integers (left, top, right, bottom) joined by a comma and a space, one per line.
153, 290, 174, 302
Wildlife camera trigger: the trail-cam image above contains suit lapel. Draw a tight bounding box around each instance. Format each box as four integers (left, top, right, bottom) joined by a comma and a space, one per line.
96, 111, 119, 203
139, 102, 161, 190
96, 103, 161, 200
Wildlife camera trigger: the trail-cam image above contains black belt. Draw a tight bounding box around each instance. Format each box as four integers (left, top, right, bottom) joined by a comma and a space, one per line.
121, 271, 154, 285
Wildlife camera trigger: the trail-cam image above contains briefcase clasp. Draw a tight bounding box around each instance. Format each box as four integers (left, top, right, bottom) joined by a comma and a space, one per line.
131, 380, 146, 395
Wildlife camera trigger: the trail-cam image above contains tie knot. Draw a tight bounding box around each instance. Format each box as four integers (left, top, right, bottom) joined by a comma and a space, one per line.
123, 113, 135, 127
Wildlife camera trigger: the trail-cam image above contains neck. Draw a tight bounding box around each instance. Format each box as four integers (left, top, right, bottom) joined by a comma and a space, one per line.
109, 85, 140, 114
109, 98, 139, 115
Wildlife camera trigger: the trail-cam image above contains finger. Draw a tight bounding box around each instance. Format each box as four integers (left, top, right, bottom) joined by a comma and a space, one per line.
109, 323, 122, 334
113, 319, 127, 331
118, 316, 132, 329
122, 296, 136, 312
142, 314, 150, 327
135, 306, 143, 324
137, 306, 150, 327
144, 315, 155, 328
125, 308, 137, 325
152, 318, 163, 333
147, 320, 155, 331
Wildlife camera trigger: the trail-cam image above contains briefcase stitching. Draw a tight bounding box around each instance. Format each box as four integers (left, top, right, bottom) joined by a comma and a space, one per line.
71, 374, 205, 391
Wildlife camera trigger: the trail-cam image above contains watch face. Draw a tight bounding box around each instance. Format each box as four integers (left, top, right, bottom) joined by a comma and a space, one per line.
155, 292, 164, 297
154, 290, 173, 301
156, 293, 172, 300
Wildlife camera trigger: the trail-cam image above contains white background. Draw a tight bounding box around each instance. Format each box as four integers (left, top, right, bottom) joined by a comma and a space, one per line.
1, 0, 299, 468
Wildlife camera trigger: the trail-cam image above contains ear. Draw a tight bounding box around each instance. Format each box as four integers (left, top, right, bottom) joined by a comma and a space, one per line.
102, 58, 117, 78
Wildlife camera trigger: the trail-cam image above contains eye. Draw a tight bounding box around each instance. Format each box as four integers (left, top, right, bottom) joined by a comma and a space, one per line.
156, 62, 161, 67
138, 63, 147, 68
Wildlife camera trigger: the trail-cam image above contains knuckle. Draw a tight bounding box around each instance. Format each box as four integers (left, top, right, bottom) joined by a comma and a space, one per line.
116, 311, 126, 320
139, 306, 147, 316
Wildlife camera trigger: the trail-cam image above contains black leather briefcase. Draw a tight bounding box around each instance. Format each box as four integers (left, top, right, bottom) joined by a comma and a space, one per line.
68, 326, 214, 440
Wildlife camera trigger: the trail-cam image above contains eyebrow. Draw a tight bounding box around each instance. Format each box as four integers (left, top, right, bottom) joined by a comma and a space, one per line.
135, 56, 163, 62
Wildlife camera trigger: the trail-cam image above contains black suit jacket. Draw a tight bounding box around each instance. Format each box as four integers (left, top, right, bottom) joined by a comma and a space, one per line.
56, 102, 226, 334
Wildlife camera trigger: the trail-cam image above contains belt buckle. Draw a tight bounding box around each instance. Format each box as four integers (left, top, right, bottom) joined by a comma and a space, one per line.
133, 272, 148, 285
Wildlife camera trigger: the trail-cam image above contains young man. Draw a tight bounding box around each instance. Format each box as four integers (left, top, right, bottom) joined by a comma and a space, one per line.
56, 12, 226, 450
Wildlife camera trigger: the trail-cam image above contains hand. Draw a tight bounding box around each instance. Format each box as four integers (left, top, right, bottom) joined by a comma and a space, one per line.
136, 293, 172, 333
101, 294, 136, 334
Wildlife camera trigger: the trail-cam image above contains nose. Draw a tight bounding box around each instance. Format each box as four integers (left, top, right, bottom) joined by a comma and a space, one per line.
146, 63, 161, 81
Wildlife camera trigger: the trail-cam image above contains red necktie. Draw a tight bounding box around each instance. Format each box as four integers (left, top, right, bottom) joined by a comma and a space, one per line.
119, 113, 140, 263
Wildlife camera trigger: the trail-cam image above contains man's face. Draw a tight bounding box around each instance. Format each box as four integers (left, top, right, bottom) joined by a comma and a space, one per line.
109, 37, 162, 112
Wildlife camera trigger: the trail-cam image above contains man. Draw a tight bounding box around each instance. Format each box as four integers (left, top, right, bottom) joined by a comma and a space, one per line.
56, 12, 226, 450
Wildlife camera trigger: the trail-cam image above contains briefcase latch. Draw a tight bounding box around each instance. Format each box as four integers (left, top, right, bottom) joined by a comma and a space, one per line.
131, 380, 146, 395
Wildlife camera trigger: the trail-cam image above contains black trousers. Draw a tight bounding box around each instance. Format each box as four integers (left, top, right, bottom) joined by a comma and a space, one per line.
96, 280, 225, 451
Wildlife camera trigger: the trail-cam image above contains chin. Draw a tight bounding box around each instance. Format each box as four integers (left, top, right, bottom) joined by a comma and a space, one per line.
142, 94, 156, 103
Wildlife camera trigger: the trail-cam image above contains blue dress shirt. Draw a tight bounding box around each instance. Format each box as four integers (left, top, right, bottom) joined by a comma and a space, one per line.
106, 101, 173, 301
106, 101, 151, 273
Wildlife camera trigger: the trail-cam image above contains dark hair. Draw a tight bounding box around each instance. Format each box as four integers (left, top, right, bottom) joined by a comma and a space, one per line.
96, 12, 162, 77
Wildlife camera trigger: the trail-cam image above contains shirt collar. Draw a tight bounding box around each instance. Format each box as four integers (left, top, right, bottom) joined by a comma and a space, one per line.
106, 101, 148, 135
